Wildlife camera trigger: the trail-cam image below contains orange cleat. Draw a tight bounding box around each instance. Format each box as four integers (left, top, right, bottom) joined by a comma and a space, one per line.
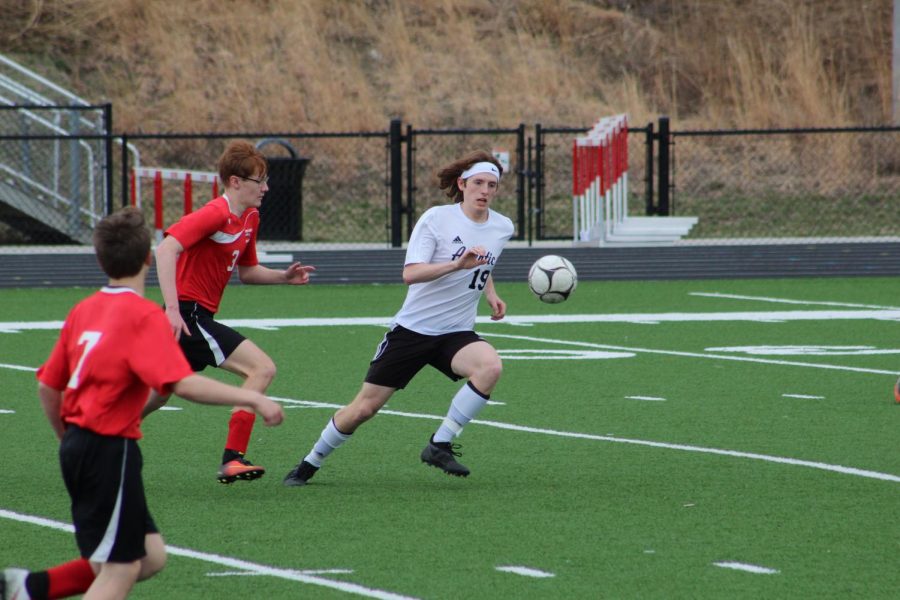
217, 455, 265, 484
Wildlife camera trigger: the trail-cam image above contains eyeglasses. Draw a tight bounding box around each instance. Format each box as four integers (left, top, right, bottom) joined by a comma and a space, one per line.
241, 175, 269, 185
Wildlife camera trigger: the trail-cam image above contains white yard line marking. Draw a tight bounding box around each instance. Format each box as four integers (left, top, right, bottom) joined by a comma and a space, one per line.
712, 561, 779, 575
0, 508, 418, 600
626, 396, 666, 402
0, 362, 36, 372
0, 409, 14, 414
498, 349, 634, 360
265, 397, 900, 484
691, 292, 900, 310
483, 332, 900, 376
207, 568, 354, 577
782, 394, 825, 400
7, 306, 900, 334
706, 345, 900, 356
1, 361, 898, 484
495, 565, 555, 578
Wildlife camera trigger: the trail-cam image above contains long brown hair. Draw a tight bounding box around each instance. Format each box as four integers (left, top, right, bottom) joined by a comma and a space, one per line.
435, 150, 502, 203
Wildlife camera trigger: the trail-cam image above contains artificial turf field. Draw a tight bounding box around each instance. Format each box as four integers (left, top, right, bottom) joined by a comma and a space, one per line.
1, 276, 899, 599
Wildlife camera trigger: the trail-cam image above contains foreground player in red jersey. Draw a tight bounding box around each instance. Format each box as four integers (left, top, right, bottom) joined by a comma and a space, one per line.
141, 140, 315, 484
1, 207, 283, 600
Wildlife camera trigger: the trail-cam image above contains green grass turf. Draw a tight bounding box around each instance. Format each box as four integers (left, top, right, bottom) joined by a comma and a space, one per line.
1, 277, 899, 598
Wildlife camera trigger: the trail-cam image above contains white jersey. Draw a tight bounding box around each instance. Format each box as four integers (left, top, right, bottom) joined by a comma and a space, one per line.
392, 203, 514, 335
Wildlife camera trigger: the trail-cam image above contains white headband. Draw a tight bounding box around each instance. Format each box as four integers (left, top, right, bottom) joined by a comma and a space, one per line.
461, 161, 501, 181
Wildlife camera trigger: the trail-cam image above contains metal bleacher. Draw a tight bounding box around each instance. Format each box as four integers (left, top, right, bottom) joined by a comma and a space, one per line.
0, 54, 108, 244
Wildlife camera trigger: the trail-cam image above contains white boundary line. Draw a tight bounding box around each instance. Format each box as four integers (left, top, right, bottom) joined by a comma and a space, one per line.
712, 561, 779, 575
0, 508, 418, 599
263, 396, 900, 484
690, 292, 900, 311
5, 307, 900, 334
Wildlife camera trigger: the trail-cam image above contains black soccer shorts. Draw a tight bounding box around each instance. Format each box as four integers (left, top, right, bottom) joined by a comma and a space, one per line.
60, 426, 158, 563
364, 325, 483, 390
176, 300, 246, 371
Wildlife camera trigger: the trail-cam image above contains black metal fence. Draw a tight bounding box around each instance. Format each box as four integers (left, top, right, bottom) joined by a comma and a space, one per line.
669, 125, 900, 240
2, 108, 900, 248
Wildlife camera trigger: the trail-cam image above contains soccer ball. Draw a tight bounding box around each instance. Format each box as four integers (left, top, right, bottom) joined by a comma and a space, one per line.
528, 255, 577, 303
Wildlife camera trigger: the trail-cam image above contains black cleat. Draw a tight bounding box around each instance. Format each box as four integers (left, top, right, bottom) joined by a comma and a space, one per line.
283, 460, 319, 487
420, 435, 470, 477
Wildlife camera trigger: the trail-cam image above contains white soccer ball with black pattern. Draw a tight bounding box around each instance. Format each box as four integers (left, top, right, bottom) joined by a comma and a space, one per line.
527, 255, 577, 303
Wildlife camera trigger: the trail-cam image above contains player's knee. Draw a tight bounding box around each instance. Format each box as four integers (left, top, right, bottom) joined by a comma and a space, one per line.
350, 402, 378, 424
139, 535, 167, 580
140, 551, 166, 581
479, 358, 503, 386
260, 358, 277, 383
248, 358, 277, 386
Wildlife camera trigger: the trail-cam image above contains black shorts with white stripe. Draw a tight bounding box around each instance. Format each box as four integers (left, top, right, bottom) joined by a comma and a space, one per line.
364, 325, 482, 390
177, 301, 246, 372
60, 425, 158, 563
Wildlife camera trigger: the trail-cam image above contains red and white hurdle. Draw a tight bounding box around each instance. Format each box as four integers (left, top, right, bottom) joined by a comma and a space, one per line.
572, 114, 628, 244
131, 167, 219, 241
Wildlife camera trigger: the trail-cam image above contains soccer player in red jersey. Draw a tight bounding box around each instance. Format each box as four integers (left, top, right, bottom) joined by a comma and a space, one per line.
1, 207, 283, 600
141, 140, 315, 484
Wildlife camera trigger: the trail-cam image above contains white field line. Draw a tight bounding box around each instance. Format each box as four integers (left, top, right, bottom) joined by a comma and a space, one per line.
265, 396, 900, 484
495, 565, 555, 578
626, 396, 667, 402
690, 292, 900, 311
4, 357, 900, 484
5, 306, 900, 334
712, 561, 779, 575
782, 394, 825, 400
481, 332, 900, 376
0, 508, 418, 600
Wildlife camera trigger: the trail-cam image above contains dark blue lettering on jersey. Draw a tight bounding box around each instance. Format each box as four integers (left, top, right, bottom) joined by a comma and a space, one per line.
451, 246, 498, 266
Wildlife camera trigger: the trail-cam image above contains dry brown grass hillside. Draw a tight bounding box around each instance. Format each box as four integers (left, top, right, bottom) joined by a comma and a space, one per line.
0, 0, 892, 132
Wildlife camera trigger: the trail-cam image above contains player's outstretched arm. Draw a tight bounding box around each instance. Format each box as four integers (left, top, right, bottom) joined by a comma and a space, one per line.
238, 262, 315, 285
172, 374, 284, 425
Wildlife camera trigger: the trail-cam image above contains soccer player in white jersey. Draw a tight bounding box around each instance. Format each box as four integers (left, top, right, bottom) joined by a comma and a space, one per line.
284, 150, 514, 485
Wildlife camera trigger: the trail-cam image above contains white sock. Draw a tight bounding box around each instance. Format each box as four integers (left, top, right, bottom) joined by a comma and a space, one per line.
433, 382, 489, 443
303, 418, 351, 467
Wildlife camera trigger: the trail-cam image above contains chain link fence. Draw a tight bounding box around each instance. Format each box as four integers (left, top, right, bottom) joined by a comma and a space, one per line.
670, 127, 900, 241
2, 114, 900, 249
407, 126, 525, 241
123, 133, 390, 246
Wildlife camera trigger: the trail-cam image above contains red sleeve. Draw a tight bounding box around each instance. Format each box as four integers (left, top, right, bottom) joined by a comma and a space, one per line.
36, 318, 72, 391
237, 210, 260, 267
165, 200, 227, 249
128, 310, 194, 396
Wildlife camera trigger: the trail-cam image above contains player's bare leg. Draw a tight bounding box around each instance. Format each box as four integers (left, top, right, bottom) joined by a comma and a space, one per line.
83, 561, 140, 600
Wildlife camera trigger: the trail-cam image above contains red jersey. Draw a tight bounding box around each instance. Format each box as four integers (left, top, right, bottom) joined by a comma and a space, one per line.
36, 287, 194, 439
165, 195, 260, 313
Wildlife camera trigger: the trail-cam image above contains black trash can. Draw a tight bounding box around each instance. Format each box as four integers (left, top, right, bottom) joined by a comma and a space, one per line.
255, 139, 310, 241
